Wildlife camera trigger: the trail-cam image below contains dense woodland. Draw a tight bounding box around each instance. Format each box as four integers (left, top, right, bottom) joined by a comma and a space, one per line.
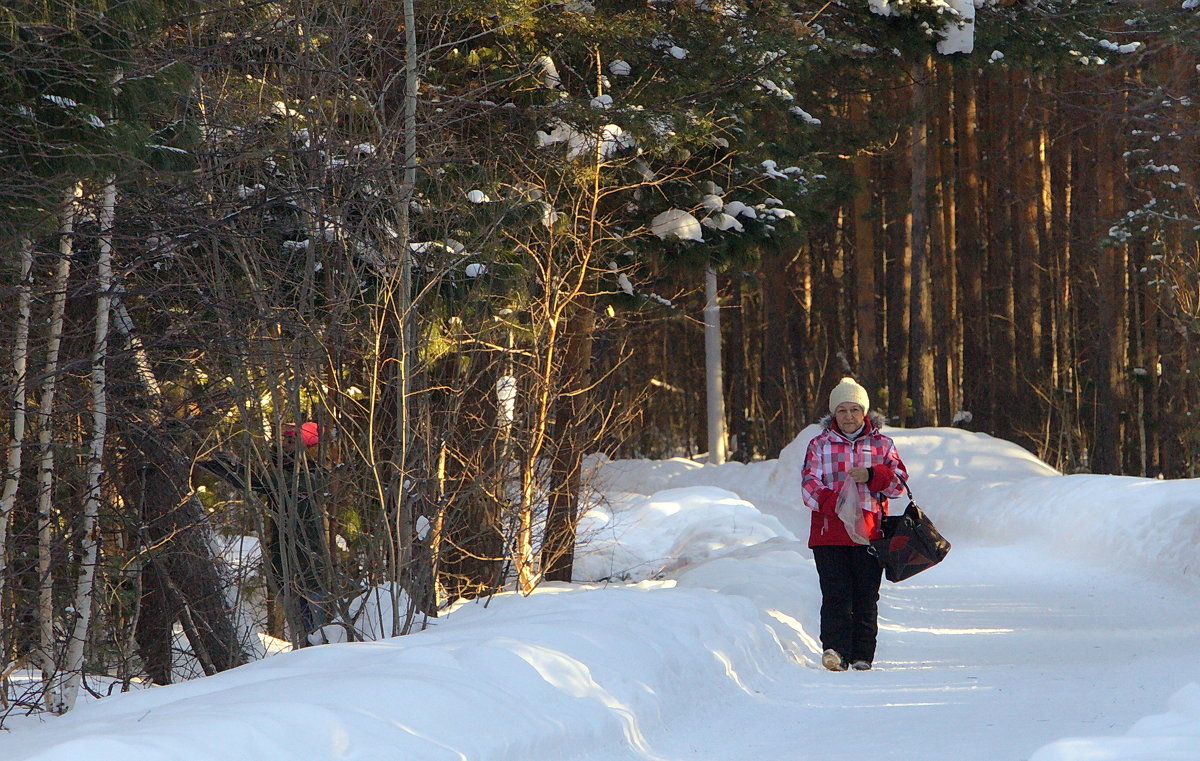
0, 0, 1197, 718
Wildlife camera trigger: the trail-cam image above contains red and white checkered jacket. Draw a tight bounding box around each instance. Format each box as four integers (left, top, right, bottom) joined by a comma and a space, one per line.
801, 413, 908, 547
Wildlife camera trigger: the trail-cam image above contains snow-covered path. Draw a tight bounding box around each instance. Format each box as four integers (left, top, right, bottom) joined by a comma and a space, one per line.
572, 542, 1199, 761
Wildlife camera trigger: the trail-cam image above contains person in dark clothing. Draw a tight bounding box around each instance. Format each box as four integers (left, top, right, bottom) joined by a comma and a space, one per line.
264, 423, 329, 637
199, 422, 329, 643
801, 378, 908, 671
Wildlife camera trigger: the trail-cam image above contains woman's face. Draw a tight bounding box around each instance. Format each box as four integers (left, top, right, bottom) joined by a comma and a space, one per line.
834, 402, 865, 434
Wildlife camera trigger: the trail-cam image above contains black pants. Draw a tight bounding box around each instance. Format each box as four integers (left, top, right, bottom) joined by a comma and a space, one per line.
812, 545, 883, 663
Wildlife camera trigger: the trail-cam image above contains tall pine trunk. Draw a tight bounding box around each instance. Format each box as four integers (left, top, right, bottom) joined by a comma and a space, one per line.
909, 55, 936, 426
1092, 106, 1129, 474
851, 94, 879, 398
956, 70, 986, 429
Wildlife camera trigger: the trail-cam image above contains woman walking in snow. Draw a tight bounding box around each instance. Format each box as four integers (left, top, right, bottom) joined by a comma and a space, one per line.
802, 377, 908, 671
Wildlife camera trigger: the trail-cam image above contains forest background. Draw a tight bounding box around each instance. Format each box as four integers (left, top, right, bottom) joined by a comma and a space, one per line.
0, 0, 1196, 720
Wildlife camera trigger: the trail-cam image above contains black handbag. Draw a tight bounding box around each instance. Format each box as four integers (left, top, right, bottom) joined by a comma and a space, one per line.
869, 476, 950, 583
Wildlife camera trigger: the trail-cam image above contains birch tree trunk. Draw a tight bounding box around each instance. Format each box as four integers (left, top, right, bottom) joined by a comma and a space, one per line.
34, 186, 80, 710
0, 237, 34, 613
60, 178, 117, 713
704, 265, 728, 464
384, 0, 419, 634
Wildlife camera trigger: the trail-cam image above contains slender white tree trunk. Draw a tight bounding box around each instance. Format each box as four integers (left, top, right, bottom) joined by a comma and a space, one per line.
704, 265, 728, 465
0, 238, 34, 604
111, 301, 162, 401
388, 0, 419, 635
35, 187, 80, 710
60, 178, 117, 713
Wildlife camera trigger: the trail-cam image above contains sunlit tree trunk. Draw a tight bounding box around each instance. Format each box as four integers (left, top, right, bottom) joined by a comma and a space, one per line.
1013, 76, 1043, 450
760, 248, 793, 453
704, 265, 728, 463
1048, 97, 1078, 469
909, 55, 936, 426
60, 178, 117, 713
1092, 106, 1129, 474
956, 69, 986, 428
794, 242, 817, 417
989, 76, 1017, 441
851, 94, 879, 399
888, 129, 912, 424
931, 62, 958, 422
389, 0, 420, 628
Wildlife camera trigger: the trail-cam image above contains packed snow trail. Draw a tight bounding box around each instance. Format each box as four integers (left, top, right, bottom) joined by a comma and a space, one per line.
568, 541, 1200, 761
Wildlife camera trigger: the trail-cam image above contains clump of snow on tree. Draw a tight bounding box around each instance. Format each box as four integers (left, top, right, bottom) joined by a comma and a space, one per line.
758, 79, 793, 101
537, 201, 559, 228
723, 201, 757, 219
1098, 39, 1143, 54
867, 0, 976, 56
790, 106, 822, 124
702, 213, 744, 233
651, 209, 704, 242
936, 0, 975, 55
535, 54, 562, 89
537, 119, 635, 160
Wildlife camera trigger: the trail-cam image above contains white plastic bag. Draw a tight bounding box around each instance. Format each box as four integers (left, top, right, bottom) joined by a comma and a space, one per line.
835, 477, 870, 544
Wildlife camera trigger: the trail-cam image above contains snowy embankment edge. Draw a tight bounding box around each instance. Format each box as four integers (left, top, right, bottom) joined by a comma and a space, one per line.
593, 426, 1200, 588
1028, 683, 1200, 761
0, 554, 816, 761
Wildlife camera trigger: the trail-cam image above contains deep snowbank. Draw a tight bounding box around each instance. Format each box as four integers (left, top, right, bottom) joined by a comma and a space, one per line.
592, 425, 1200, 586
1, 425, 1197, 761
0, 575, 813, 761
1031, 683, 1200, 761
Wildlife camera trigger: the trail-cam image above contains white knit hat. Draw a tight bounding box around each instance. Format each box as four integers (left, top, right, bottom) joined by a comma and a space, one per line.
829, 377, 870, 414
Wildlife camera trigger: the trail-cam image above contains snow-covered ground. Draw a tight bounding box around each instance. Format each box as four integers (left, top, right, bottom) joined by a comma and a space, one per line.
2, 424, 1198, 761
